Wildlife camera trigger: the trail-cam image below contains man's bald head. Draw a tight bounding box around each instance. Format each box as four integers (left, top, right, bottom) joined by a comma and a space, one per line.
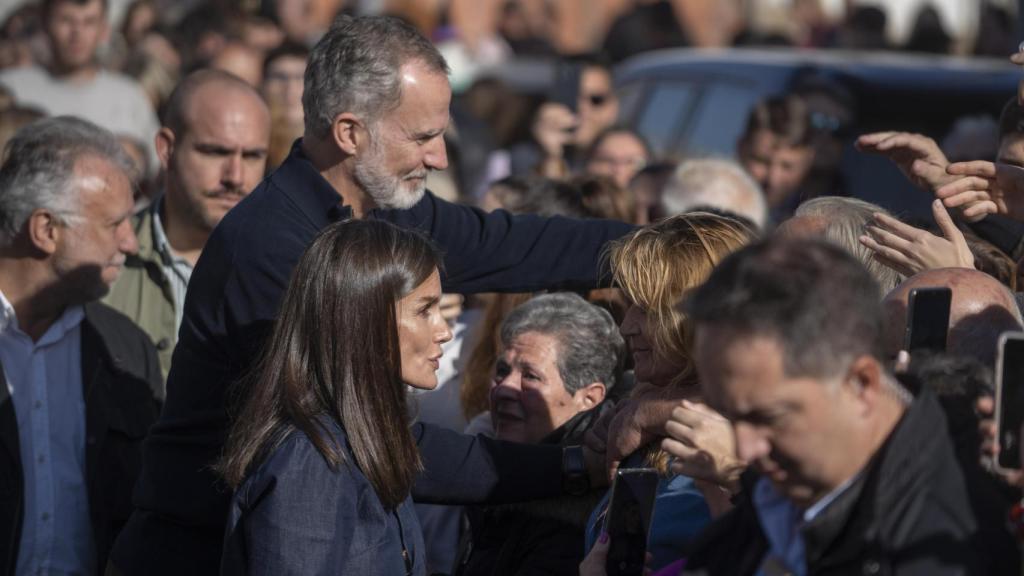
162, 69, 269, 139
882, 268, 1023, 368
156, 69, 271, 235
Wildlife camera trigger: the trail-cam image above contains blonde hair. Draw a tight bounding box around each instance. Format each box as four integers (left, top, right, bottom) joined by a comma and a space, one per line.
609, 212, 758, 388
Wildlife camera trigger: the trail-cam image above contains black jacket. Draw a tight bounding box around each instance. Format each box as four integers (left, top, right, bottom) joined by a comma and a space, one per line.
0, 302, 162, 576
110, 141, 634, 575
455, 404, 614, 576
681, 387, 1018, 576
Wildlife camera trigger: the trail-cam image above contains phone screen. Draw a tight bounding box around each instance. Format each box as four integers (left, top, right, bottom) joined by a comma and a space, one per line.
905, 287, 951, 353
549, 61, 582, 114
603, 468, 659, 576
997, 334, 1024, 470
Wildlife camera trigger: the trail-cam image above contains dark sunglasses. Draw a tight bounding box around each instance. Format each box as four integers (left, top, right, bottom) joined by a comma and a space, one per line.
583, 93, 611, 107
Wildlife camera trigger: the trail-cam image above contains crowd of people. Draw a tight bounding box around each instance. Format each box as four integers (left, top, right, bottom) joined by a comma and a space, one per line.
2, 0, 1024, 575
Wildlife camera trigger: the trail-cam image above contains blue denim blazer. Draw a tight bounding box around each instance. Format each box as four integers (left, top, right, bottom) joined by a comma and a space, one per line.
221, 421, 425, 576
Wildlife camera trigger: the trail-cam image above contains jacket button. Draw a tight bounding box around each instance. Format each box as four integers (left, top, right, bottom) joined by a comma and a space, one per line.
87, 436, 97, 445
156, 338, 171, 351
863, 559, 881, 575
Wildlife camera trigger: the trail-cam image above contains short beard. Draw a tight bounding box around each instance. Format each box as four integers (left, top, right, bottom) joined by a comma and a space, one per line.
352, 130, 426, 211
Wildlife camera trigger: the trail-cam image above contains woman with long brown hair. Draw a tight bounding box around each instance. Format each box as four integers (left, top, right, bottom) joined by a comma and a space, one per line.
217, 219, 452, 575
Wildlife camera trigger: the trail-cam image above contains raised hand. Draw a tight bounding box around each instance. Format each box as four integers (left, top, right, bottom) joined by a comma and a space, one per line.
601, 383, 691, 481
936, 161, 1024, 222
661, 400, 745, 491
855, 131, 955, 191
859, 199, 974, 277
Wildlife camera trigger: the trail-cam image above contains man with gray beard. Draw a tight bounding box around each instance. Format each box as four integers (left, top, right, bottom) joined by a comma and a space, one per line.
110, 15, 633, 575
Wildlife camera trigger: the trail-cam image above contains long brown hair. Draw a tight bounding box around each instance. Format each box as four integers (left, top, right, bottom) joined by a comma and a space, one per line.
217, 219, 440, 510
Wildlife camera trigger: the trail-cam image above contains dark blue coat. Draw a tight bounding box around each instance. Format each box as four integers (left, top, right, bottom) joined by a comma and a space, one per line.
221, 420, 425, 576
110, 142, 634, 575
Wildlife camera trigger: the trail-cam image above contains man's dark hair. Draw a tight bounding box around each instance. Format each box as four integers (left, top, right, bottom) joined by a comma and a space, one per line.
739, 94, 813, 148
42, 0, 107, 20
261, 39, 309, 79
687, 237, 884, 378
997, 97, 1024, 144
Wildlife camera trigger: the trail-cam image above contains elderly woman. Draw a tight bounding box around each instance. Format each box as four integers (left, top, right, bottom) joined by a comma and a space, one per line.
584, 212, 758, 571
456, 292, 625, 576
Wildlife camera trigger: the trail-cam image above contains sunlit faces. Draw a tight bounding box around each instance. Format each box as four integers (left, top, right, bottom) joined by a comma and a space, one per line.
738, 131, 814, 208
45, 0, 108, 71
586, 132, 649, 189
353, 60, 450, 210
159, 82, 270, 233
490, 331, 603, 444
262, 55, 307, 124
619, 305, 686, 387
695, 327, 868, 509
575, 66, 618, 149
396, 270, 453, 390
52, 155, 138, 303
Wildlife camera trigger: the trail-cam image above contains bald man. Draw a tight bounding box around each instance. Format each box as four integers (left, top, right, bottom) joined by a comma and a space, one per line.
882, 268, 1023, 369
105, 69, 271, 381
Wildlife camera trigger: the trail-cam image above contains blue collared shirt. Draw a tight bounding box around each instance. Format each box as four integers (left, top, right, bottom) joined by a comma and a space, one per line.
752, 474, 861, 576
0, 291, 94, 575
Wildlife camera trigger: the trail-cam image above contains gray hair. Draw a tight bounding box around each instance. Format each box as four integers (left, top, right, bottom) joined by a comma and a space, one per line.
795, 197, 904, 295
662, 158, 768, 230
303, 15, 450, 139
500, 293, 625, 395
0, 116, 134, 246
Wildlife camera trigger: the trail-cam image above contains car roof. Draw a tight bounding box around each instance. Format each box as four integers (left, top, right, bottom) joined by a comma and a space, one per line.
615, 47, 1020, 94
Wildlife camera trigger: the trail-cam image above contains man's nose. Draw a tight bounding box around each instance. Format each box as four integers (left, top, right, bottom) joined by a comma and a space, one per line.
120, 222, 139, 255
221, 154, 244, 188
424, 136, 448, 171
734, 422, 768, 463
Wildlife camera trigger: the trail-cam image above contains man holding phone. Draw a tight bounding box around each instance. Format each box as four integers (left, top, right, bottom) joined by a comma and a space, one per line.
677, 238, 1012, 575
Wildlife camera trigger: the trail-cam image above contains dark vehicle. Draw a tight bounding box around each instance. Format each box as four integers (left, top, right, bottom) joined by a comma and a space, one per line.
613, 48, 1020, 217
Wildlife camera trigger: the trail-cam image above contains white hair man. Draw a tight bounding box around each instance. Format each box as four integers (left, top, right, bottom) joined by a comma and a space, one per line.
661, 158, 769, 230
0, 116, 161, 575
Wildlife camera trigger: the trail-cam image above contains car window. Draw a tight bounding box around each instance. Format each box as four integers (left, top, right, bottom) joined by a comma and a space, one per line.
686, 82, 765, 158
634, 82, 695, 157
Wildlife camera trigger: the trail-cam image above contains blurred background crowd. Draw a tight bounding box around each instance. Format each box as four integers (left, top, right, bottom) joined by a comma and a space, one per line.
0, 0, 1020, 214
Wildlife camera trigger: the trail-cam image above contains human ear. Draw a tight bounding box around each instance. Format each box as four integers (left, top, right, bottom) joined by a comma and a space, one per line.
576, 382, 607, 409
27, 209, 61, 255
155, 128, 175, 172
331, 113, 365, 156
845, 355, 884, 414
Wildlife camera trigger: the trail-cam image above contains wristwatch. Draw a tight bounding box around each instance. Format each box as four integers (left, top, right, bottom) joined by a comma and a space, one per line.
562, 445, 590, 496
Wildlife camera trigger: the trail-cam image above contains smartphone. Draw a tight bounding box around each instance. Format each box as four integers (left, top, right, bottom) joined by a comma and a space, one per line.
904, 287, 951, 353
548, 60, 582, 114
603, 468, 659, 576
996, 332, 1024, 471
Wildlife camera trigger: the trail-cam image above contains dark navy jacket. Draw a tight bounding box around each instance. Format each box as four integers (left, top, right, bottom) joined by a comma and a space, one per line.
221, 420, 425, 576
110, 142, 634, 575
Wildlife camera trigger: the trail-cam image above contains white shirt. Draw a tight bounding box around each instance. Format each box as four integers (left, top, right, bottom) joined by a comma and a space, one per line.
0, 66, 159, 177
151, 204, 194, 332
0, 292, 95, 576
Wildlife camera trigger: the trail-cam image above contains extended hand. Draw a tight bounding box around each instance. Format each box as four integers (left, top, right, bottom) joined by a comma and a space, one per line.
859, 199, 974, 277
603, 383, 691, 481
936, 161, 1024, 222
661, 400, 744, 490
855, 131, 954, 191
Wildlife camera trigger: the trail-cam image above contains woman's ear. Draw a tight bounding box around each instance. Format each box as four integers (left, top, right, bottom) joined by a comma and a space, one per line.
576, 382, 607, 409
